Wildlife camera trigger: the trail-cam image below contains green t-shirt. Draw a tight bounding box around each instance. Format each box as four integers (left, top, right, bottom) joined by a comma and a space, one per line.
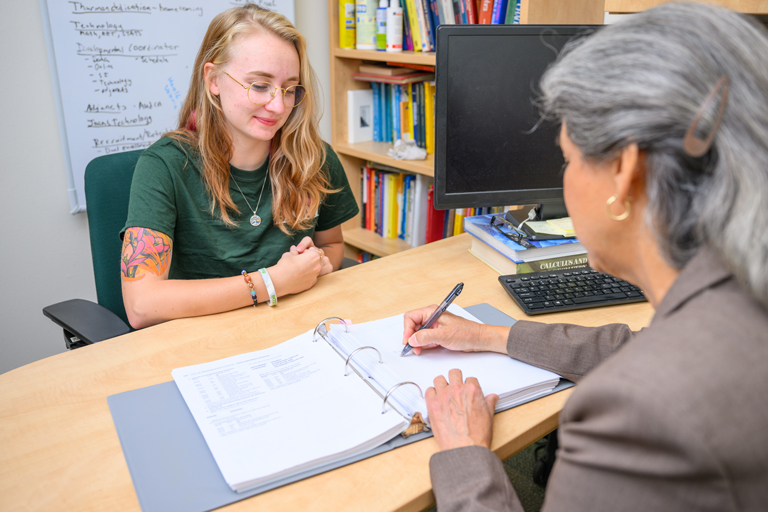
122, 137, 359, 280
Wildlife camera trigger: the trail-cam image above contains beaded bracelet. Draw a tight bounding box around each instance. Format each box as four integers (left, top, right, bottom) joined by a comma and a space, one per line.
259, 268, 278, 306
241, 270, 258, 308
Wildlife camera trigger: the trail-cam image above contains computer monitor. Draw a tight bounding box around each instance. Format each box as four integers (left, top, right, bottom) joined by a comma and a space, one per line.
434, 24, 601, 222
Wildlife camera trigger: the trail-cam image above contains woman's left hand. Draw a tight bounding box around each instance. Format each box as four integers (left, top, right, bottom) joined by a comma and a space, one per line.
426, 368, 499, 451
292, 236, 333, 275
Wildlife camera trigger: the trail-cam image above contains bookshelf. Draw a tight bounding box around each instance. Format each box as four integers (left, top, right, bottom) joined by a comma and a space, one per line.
327, 0, 604, 259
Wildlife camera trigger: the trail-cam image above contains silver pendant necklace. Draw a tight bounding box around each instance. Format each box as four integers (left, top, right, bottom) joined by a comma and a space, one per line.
230, 170, 268, 227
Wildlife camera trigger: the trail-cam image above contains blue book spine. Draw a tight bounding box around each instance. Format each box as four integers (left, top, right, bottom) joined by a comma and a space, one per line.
371, 83, 380, 142
393, 85, 402, 141
380, 83, 387, 142
429, 0, 441, 30
513, 0, 521, 24
385, 84, 392, 143
424, 0, 437, 45
491, 0, 508, 24
400, 175, 411, 240
459, 0, 468, 24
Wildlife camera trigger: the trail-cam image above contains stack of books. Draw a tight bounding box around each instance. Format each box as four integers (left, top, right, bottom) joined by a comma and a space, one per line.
463, 213, 588, 275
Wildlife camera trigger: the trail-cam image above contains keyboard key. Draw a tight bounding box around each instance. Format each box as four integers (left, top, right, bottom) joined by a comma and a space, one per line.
573, 292, 628, 304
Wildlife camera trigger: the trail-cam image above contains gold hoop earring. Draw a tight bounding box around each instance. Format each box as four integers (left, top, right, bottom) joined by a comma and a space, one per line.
606, 195, 631, 221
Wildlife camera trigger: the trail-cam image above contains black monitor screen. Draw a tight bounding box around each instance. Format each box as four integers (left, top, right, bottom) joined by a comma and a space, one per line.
434, 25, 600, 211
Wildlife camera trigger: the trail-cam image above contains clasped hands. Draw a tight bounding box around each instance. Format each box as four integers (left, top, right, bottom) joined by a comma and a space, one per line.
402, 307, 512, 451
272, 236, 332, 296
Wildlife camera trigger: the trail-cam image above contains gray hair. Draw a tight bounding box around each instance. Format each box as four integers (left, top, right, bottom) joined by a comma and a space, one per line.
540, 1, 768, 309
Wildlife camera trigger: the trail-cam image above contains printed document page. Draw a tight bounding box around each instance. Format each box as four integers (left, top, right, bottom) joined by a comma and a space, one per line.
331, 305, 561, 419
172, 330, 408, 493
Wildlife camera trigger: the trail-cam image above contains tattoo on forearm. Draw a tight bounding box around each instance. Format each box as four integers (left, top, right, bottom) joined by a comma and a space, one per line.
121, 227, 172, 281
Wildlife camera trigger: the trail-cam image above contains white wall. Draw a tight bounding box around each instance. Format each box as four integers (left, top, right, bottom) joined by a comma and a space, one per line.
0, 0, 330, 374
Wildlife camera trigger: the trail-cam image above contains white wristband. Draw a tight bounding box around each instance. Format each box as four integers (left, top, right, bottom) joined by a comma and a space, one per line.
259, 268, 277, 306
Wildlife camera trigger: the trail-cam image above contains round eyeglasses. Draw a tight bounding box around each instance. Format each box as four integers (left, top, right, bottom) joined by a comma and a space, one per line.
223, 71, 306, 108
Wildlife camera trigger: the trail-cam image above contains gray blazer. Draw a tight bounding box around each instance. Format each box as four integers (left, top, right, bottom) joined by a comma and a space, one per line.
430, 248, 768, 512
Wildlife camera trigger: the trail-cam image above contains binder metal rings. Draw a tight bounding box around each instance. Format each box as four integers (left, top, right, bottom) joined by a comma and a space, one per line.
344, 346, 383, 376
382, 382, 423, 414
312, 317, 348, 342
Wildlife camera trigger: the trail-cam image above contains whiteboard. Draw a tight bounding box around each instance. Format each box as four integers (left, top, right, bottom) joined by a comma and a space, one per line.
40, 0, 295, 213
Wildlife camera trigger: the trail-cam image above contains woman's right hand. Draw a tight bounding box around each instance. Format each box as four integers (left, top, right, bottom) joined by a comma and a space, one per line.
270, 246, 325, 296
402, 307, 512, 355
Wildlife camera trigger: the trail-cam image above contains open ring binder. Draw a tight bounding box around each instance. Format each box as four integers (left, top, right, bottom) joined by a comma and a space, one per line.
344, 346, 382, 376
313, 317, 430, 437
312, 317, 348, 341
383, 381, 423, 414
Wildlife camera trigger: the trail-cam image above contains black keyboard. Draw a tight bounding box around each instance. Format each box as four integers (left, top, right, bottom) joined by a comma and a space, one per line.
499, 267, 646, 315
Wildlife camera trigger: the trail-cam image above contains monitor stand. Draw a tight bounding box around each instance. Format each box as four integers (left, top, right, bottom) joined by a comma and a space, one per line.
504, 203, 570, 241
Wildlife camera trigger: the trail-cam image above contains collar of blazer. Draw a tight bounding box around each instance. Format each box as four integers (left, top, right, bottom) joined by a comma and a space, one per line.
653, 246, 732, 320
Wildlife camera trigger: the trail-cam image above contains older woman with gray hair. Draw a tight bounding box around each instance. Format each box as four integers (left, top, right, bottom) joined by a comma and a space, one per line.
401, 2, 768, 511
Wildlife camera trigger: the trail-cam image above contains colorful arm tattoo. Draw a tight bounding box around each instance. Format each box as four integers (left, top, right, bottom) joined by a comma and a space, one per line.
121, 227, 172, 281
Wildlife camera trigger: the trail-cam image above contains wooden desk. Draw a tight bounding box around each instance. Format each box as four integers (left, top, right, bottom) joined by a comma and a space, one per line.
0, 234, 653, 511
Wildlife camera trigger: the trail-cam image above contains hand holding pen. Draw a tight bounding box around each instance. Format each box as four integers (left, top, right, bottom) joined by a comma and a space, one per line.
401, 283, 463, 356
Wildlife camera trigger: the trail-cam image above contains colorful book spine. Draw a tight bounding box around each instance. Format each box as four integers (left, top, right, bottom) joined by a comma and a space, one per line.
415, 0, 432, 52
491, 0, 507, 24
418, 83, 426, 149
392, 85, 401, 141
371, 82, 380, 142
387, 173, 398, 238
404, 0, 423, 51
479, 0, 493, 24
383, 84, 389, 141
507, 0, 520, 24
422, 0, 438, 50
402, 0, 413, 50
428, 0, 441, 34
458, 0, 468, 24
425, 81, 435, 153
465, 0, 478, 24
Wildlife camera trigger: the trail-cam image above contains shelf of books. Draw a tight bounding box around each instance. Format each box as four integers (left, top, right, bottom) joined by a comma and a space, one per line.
329, 0, 604, 262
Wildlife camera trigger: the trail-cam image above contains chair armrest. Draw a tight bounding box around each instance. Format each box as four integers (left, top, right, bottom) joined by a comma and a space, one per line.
43, 298, 131, 346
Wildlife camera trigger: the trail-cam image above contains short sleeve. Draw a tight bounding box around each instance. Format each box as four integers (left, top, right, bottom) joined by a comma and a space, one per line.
121, 148, 178, 241
314, 146, 359, 232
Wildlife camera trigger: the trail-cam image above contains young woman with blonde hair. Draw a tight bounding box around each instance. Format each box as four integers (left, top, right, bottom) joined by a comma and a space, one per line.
120, 5, 358, 329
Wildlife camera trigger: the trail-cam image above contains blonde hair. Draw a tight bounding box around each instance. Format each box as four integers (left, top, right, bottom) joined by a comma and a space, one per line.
168, 4, 334, 232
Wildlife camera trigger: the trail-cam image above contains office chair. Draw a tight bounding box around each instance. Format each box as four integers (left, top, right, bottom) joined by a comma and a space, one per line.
44, 150, 142, 349
44, 150, 360, 349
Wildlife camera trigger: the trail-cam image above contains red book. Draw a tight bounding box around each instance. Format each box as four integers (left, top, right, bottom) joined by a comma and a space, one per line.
425, 185, 447, 243
386, 62, 436, 73
465, 0, 478, 24
478, 0, 493, 24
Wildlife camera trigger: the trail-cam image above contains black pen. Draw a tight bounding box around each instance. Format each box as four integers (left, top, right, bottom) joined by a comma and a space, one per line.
400, 283, 464, 356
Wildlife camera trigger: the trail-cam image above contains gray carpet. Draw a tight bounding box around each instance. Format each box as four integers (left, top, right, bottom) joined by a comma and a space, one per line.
423, 442, 545, 512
